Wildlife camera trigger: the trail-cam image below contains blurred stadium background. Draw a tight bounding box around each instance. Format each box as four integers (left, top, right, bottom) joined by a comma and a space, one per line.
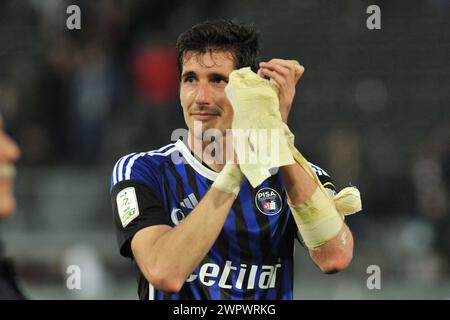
0, 0, 449, 299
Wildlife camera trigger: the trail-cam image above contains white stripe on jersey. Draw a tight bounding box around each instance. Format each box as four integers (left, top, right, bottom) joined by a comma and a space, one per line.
124, 152, 147, 181
123, 146, 177, 181
118, 153, 137, 184
308, 162, 329, 177
112, 156, 123, 185
113, 153, 136, 185
149, 282, 155, 300
113, 144, 175, 185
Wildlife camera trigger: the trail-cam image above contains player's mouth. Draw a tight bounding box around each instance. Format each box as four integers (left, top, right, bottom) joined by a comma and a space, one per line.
190, 112, 220, 121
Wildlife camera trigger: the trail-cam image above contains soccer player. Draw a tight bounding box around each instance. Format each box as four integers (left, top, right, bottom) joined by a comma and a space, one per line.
110, 20, 355, 300
0, 114, 25, 299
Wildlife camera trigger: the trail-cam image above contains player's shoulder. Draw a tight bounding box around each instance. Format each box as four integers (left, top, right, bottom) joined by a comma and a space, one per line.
113, 143, 176, 168
111, 143, 177, 187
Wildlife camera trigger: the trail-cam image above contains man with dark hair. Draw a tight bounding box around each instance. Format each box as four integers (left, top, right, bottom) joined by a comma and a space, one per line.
111, 19, 358, 300
175, 20, 261, 74
0, 114, 25, 300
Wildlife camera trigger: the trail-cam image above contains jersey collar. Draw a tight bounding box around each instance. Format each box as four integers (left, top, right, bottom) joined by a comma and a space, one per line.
175, 140, 219, 181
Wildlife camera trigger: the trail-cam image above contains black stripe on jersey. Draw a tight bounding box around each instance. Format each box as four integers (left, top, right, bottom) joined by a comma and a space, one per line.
261, 176, 285, 299
249, 183, 274, 266
166, 161, 186, 207
244, 181, 275, 300
275, 175, 294, 300
183, 165, 212, 300
279, 222, 296, 297
159, 163, 174, 214
137, 264, 149, 300
233, 199, 255, 300
283, 228, 297, 298
185, 164, 200, 202
178, 285, 196, 299
205, 178, 231, 300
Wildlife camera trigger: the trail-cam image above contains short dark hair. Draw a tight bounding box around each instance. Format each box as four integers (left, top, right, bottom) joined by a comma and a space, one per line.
176, 19, 260, 76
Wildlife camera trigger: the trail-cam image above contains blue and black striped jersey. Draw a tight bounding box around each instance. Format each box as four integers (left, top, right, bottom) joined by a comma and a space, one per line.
110, 139, 336, 300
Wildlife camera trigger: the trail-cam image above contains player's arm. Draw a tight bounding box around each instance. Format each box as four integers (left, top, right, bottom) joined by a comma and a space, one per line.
131, 164, 243, 293
280, 164, 353, 273
259, 59, 353, 272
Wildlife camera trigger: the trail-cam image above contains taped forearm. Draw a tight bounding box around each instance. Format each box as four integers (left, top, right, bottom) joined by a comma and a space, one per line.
282, 123, 361, 249
289, 186, 344, 249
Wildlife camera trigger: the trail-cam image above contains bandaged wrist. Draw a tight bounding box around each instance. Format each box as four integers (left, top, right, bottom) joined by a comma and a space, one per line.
212, 163, 244, 196
289, 186, 344, 249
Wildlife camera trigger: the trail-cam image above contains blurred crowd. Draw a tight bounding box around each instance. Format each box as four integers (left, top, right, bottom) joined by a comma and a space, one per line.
1, 0, 194, 165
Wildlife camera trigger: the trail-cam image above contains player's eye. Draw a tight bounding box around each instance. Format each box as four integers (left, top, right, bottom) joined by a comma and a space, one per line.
183, 75, 196, 83
211, 76, 228, 85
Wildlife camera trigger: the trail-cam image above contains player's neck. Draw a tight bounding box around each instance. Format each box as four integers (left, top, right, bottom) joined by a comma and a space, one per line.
188, 132, 227, 172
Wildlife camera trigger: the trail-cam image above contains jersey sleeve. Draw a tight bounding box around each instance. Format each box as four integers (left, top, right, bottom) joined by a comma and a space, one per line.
110, 154, 171, 258
308, 162, 336, 195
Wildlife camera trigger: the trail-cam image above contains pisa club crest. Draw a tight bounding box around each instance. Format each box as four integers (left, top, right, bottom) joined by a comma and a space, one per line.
255, 188, 282, 216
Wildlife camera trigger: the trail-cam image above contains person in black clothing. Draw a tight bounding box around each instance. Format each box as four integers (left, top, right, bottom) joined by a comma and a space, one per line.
0, 114, 25, 299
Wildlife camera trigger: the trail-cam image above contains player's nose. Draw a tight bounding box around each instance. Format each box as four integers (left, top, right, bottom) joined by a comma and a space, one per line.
194, 82, 213, 106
